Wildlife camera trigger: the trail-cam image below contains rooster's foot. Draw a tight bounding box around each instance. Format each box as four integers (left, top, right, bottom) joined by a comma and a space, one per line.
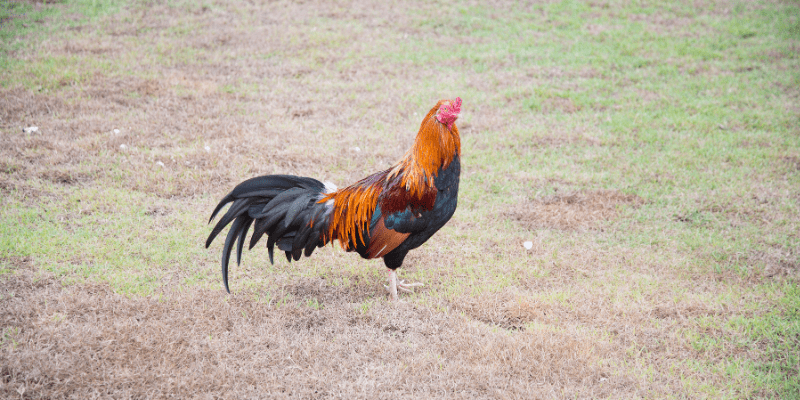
383, 269, 424, 301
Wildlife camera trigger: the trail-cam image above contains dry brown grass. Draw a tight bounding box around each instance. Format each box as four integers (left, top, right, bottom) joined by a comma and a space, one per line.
1, 263, 634, 399
506, 190, 644, 231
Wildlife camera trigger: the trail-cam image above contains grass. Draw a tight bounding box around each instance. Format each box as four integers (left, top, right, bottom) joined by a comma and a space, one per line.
0, 0, 125, 75
1, 0, 799, 398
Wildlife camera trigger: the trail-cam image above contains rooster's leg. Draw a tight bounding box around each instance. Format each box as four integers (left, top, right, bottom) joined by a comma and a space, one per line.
383, 269, 423, 301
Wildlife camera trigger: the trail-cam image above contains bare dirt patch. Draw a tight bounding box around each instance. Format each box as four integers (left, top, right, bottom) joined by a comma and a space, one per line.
750, 247, 800, 278
451, 287, 548, 331
506, 190, 644, 231
782, 155, 800, 172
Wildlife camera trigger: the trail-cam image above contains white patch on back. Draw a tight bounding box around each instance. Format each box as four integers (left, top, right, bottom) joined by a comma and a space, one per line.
321, 181, 338, 209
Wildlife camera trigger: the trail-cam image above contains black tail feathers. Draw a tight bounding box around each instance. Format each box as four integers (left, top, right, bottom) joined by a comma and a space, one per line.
206, 175, 332, 293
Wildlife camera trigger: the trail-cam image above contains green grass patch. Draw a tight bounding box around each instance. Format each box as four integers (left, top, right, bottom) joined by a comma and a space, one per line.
0, 183, 217, 295
1, 0, 126, 87
729, 283, 800, 396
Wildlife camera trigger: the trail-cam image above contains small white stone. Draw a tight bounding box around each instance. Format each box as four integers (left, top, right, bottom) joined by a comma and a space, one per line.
523, 241, 533, 250
350, 146, 360, 152
204, 145, 211, 152
156, 161, 165, 167
119, 144, 127, 150
113, 129, 120, 134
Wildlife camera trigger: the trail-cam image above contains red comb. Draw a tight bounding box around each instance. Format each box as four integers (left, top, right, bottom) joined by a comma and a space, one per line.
452, 97, 462, 112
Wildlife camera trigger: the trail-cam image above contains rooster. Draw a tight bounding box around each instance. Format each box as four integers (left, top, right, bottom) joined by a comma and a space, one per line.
205, 97, 462, 300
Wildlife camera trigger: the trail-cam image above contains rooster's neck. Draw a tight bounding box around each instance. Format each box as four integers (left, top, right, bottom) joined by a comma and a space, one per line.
410, 107, 460, 167
389, 109, 460, 198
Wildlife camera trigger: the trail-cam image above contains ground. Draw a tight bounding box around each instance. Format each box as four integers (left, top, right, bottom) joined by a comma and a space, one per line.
1, 0, 799, 398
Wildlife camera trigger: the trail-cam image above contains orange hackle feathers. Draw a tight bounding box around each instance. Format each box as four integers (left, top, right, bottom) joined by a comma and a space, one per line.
388, 98, 461, 201
320, 172, 384, 249
319, 98, 462, 253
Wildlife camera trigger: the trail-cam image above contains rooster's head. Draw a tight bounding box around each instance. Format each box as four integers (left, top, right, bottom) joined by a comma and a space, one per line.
435, 97, 462, 130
